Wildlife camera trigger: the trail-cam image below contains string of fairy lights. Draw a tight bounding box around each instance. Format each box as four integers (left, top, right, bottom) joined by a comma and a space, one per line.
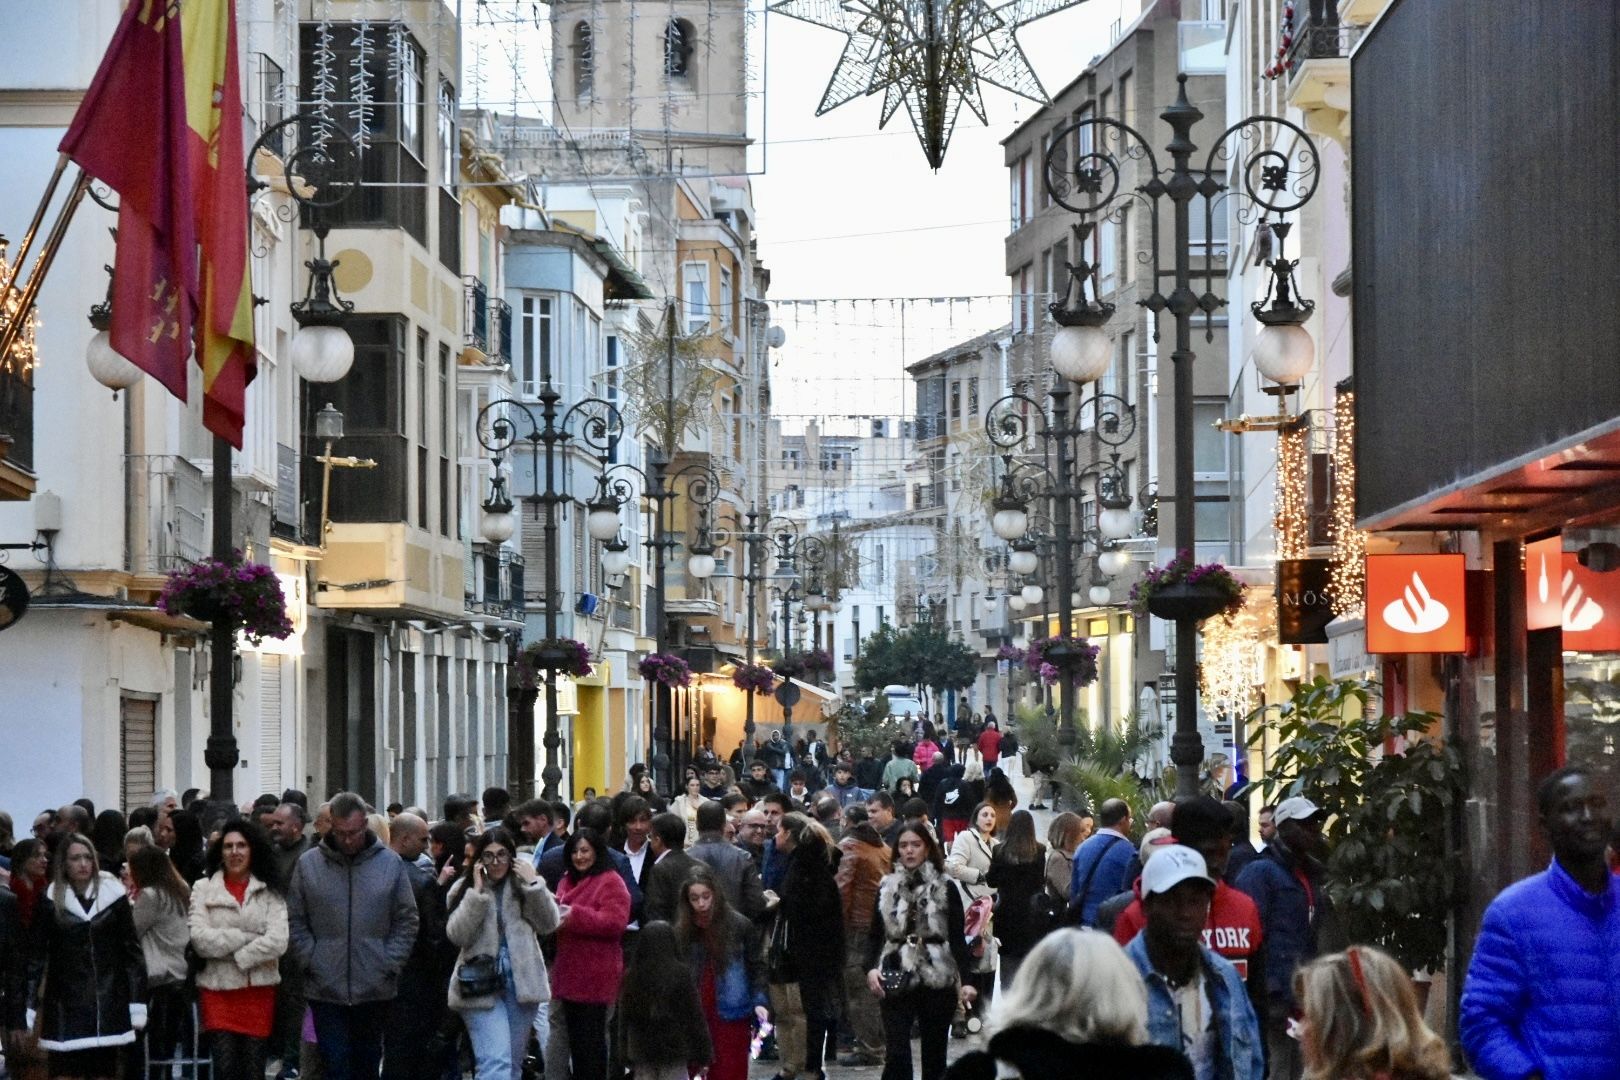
1329, 386, 1367, 616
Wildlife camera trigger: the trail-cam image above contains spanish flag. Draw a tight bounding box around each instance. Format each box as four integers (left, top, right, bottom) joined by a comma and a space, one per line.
61, 0, 256, 448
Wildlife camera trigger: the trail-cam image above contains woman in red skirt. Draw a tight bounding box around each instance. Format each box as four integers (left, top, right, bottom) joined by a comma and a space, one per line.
674, 866, 768, 1080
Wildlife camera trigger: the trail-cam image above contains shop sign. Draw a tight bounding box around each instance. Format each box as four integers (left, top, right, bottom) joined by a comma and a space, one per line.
0, 565, 27, 632
1277, 558, 1335, 644
1525, 536, 1564, 631
1326, 617, 1371, 678
1524, 536, 1620, 650
1366, 554, 1467, 654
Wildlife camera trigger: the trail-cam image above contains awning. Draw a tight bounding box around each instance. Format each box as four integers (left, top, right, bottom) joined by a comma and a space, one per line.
26, 591, 208, 637
593, 240, 655, 301
786, 677, 841, 717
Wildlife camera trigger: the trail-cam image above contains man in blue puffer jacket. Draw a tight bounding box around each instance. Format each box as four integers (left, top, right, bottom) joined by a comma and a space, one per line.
1461, 765, 1620, 1080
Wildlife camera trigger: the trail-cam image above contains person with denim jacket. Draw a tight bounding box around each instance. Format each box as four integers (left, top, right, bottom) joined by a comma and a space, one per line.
673, 866, 766, 1080
1126, 846, 1262, 1080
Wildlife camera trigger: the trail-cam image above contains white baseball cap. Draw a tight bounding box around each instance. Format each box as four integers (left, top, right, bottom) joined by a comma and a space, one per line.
1273, 796, 1325, 825
1140, 844, 1216, 897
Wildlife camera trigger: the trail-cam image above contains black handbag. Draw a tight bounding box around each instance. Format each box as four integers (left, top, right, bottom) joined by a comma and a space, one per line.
877, 951, 915, 996
457, 954, 503, 997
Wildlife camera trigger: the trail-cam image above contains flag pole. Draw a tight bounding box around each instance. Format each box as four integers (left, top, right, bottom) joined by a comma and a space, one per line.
1, 153, 70, 302
0, 168, 90, 366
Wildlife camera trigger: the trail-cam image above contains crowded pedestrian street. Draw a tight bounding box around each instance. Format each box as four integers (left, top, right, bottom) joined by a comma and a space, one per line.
5, 2, 1620, 1080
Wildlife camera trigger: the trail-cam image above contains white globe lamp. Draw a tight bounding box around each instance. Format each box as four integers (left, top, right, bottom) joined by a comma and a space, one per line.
586, 502, 622, 542
480, 506, 516, 545
991, 504, 1029, 542
601, 544, 631, 576
1097, 507, 1134, 541
1251, 322, 1315, 385
687, 552, 716, 580
1008, 545, 1039, 576
1050, 322, 1111, 385
1007, 594, 1027, 613
290, 323, 355, 383
1089, 584, 1112, 606
1020, 583, 1044, 605
86, 331, 143, 396
1098, 549, 1132, 577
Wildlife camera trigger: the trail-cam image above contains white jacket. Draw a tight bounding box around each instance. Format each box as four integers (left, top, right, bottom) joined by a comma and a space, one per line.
187, 872, 289, 991
944, 828, 997, 903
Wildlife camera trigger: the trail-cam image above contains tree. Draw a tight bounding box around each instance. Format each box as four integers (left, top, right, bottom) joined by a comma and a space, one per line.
852, 623, 910, 691
1240, 676, 1465, 974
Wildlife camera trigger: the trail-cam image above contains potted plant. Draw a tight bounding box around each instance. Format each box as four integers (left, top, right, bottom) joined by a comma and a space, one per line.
639, 652, 693, 688
522, 637, 594, 679
770, 652, 807, 681
732, 662, 776, 695
158, 552, 294, 646
802, 648, 835, 677
1130, 549, 1245, 623
1025, 635, 1100, 687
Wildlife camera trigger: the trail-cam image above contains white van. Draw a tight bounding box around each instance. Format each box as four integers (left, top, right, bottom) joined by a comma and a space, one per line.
882, 684, 925, 718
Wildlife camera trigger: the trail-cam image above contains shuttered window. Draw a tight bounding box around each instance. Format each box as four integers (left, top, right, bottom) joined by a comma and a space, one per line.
260, 655, 283, 793
120, 696, 157, 812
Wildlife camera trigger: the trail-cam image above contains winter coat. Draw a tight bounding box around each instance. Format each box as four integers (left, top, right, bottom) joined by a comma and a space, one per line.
687, 909, 767, 1021
835, 825, 891, 934
1044, 846, 1073, 904
1067, 830, 1133, 926
772, 841, 845, 1020
912, 740, 942, 771
944, 828, 997, 903
0, 888, 25, 1031
688, 834, 768, 921
131, 889, 190, 987
445, 874, 560, 1009
944, 1025, 1195, 1080
822, 780, 871, 810
854, 756, 885, 791
550, 869, 631, 1005
864, 862, 970, 990
976, 728, 1002, 764
986, 846, 1047, 958
880, 755, 920, 793
30, 874, 147, 1052
1460, 859, 1620, 1080
1127, 934, 1264, 1080
286, 831, 420, 1006
644, 849, 700, 926
757, 739, 788, 770
1233, 841, 1323, 1010
188, 872, 289, 992
932, 772, 982, 825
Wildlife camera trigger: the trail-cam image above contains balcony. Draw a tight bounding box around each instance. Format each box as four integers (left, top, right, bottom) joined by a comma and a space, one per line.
126, 455, 207, 576
0, 363, 33, 500
464, 277, 490, 357
1284, 1, 1363, 139
466, 544, 526, 623
490, 298, 513, 365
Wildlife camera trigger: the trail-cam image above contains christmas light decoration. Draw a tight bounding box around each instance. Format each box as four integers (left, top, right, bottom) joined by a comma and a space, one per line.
1329, 388, 1366, 615
0, 238, 39, 379
1274, 421, 1309, 561
769, 0, 1083, 169
1198, 592, 1263, 721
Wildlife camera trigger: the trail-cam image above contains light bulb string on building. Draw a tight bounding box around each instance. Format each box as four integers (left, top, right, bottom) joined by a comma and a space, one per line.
1329, 384, 1366, 616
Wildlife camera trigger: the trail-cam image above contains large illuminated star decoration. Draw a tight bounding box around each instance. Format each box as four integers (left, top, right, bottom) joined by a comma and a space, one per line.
770, 0, 1084, 169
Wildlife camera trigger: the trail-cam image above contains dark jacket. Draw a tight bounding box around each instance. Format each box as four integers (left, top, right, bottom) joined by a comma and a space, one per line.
0, 887, 25, 1031
773, 841, 845, 1020
986, 846, 1048, 958
287, 832, 420, 1005
688, 834, 768, 920
1233, 841, 1324, 1010
1224, 839, 1261, 885
644, 849, 700, 925
394, 853, 452, 1008
1460, 858, 1620, 1080
945, 1026, 1194, 1080
272, 834, 312, 887
932, 770, 981, 825
853, 756, 884, 790
757, 739, 789, 770
30, 875, 147, 1052
918, 761, 952, 807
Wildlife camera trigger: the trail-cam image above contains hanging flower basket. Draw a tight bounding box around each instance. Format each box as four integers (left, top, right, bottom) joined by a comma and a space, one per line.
1131, 550, 1245, 623
770, 652, 807, 681
522, 638, 594, 680
1025, 635, 1100, 687
639, 652, 693, 689
802, 648, 835, 676
995, 643, 1026, 665
732, 662, 777, 695
158, 552, 294, 647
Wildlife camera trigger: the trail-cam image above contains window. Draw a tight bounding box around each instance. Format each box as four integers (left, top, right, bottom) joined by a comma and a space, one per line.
1119, 205, 1134, 284
1118, 70, 1134, 131
572, 22, 593, 97
949, 380, 961, 419
1049, 237, 1069, 307
519, 296, 553, 395
399, 35, 423, 157
256, 54, 286, 151
437, 80, 456, 187
440, 343, 452, 537
1188, 193, 1229, 252
1195, 498, 1231, 542
604, 335, 620, 462
664, 19, 694, 79
1008, 154, 1026, 229
683, 263, 709, 334
1011, 265, 1033, 335
967, 376, 979, 415
416, 330, 429, 528
1099, 88, 1111, 125
1074, 103, 1094, 166
1118, 331, 1135, 406
1099, 220, 1117, 292
1193, 401, 1229, 476
719, 266, 733, 333
1039, 134, 1052, 209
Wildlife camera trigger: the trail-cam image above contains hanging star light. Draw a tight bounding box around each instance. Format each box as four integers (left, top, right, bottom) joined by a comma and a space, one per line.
770, 0, 1084, 168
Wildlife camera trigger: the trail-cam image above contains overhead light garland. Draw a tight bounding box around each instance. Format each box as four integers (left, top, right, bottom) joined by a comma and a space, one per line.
1199, 593, 1263, 720
1274, 420, 1309, 561
769, 0, 1082, 169
1329, 386, 1366, 615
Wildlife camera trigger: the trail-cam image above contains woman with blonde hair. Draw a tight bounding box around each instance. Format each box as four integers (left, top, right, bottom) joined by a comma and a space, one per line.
1295, 946, 1451, 1080
944, 928, 1192, 1079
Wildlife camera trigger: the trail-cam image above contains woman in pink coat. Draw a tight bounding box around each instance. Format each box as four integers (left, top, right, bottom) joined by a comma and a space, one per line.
912, 722, 943, 770
551, 829, 631, 1080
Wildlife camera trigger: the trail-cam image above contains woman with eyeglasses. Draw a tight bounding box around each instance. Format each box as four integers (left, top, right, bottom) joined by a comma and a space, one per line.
29, 833, 146, 1080
446, 827, 560, 1080
550, 829, 631, 1080
188, 819, 288, 1080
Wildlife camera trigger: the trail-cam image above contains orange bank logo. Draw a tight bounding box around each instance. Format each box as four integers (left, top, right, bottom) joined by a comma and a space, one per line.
1366, 555, 1467, 654
1525, 536, 1620, 651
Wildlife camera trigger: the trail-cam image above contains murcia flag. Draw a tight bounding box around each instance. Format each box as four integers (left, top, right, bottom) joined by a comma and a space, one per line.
61, 0, 258, 448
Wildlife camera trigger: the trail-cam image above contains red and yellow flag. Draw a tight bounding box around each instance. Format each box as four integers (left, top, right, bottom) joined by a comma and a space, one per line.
61, 0, 257, 448
59, 0, 197, 403
184, 0, 256, 448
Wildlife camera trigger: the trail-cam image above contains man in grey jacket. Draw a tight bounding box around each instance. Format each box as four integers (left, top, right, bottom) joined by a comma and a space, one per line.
288, 792, 420, 1080
688, 800, 767, 919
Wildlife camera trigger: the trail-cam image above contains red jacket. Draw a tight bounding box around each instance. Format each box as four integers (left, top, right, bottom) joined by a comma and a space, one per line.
550, 869, 631, 1004
1112, 879, 1264, 978
977, 728, 1002, 764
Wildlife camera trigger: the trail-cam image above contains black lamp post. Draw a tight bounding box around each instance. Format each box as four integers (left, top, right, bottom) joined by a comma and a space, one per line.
476, 394, 623, 801
1040, 75, 1320, 796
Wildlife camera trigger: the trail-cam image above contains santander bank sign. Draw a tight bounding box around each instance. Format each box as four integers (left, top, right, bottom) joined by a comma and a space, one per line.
1525, 536, 1620, 651
1366, 554, 1468, 654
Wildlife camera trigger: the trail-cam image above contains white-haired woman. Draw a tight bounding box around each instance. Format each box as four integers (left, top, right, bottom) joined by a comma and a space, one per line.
943, 929, 1193, 1080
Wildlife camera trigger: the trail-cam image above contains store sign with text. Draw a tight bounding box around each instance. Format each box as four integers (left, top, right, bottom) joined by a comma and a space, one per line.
1277, 558, 1334, 644
1525, 536, 1620, 651
1366, 554, 1467, 654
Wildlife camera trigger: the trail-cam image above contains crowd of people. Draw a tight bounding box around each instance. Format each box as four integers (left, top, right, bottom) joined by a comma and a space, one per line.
0, 722, 1616, 1080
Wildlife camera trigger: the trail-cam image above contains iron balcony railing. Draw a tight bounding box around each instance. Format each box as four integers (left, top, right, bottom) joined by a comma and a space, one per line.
125, 454, 207, 575
1286, 1, 1363, 75
467, 545, 526, 621
490, 298, 513, 364
464, 277, 490, 353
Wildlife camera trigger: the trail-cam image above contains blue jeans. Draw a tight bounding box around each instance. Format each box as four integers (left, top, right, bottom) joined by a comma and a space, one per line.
310, 1000, 390, 1080
463, 974, 534, 1080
